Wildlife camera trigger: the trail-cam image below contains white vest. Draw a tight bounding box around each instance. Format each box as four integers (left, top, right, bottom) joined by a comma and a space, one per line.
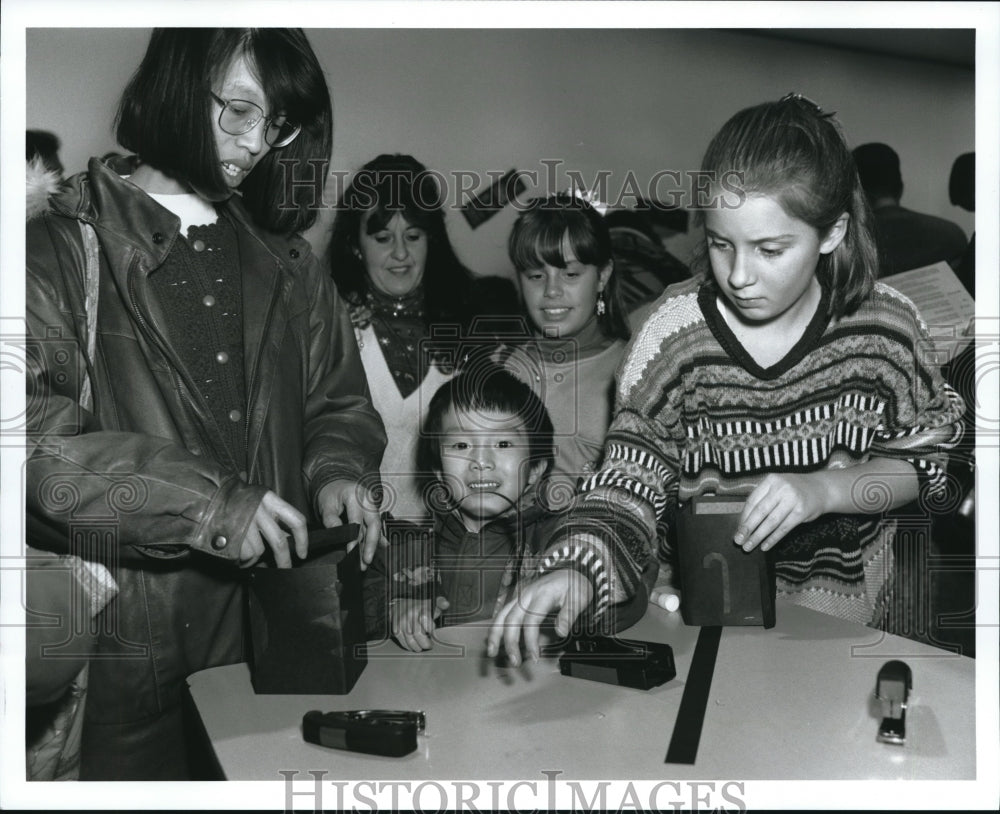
357, 324, 452, 520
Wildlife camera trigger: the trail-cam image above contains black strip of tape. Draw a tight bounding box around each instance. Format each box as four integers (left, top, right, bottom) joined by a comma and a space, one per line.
665, 625, 722, 765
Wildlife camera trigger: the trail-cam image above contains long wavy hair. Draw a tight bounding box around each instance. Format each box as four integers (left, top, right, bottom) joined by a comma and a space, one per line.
328, 153, 474, 331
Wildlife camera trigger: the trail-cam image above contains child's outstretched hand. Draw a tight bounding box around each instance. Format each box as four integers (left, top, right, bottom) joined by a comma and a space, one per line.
735, 472, 827, 552
486, 570, 592, 667
391, 596, 450, 652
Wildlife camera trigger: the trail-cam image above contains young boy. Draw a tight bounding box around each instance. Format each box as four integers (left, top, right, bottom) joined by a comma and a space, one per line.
364, 366, 557, 651
364, 364, 656, 651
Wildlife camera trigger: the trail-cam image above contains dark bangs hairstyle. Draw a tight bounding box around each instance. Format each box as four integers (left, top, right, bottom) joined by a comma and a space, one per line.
692, 94, 877, 318
417, 364, 555, 481
508, 193, 630, 341
328, 153, 474, 329
115, 28, 332, 235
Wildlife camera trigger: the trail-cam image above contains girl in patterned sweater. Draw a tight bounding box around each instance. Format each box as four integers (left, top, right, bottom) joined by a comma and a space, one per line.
488, 94, 965, 665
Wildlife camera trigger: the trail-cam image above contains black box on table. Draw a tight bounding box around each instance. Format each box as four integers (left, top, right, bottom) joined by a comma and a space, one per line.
675, 496, 776, 628
248, 525, 367, 693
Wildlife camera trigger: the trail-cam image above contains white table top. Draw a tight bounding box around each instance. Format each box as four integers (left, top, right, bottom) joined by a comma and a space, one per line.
186, 600, 975, 782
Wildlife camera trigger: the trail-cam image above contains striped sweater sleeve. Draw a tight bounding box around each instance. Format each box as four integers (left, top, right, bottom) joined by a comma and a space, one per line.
867, 284, 965, 495
537, 287, 697, 619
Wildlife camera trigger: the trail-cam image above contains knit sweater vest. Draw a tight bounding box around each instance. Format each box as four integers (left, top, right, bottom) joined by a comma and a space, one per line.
148, 217, 247, 471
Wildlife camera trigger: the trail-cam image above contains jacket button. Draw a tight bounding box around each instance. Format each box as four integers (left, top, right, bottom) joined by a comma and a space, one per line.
289, 248, 300, 259
152, 232, 164, 244
215, 350, 229, 364
192, 239, 206, 252
211, 534, 228, 550
228, 409, 242, 422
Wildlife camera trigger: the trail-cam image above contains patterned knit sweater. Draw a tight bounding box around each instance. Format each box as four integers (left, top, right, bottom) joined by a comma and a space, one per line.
537, 276, 965, 626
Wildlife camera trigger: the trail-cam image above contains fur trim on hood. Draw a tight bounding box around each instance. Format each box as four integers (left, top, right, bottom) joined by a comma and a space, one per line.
27, 155, 63, 221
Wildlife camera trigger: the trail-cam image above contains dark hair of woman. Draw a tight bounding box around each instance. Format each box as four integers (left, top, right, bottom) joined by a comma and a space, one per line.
328, 153, 474, 331
115, 28, 332, 235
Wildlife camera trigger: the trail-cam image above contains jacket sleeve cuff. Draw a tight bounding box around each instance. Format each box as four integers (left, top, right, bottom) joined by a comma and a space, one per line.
185, 476, 268, 562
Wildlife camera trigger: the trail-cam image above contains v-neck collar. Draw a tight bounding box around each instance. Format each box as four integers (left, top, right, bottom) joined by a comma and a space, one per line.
698, 281, 832, 380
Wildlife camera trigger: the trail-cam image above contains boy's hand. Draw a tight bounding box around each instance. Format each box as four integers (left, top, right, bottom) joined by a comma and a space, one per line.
392, 596, 450, 652
735, 472, 827, 552
316, 479, 386, 570
486, 570, 592, 667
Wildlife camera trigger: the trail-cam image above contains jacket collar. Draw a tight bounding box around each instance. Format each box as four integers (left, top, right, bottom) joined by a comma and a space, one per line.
50, 156, 311, 276
49, 157, 182, 268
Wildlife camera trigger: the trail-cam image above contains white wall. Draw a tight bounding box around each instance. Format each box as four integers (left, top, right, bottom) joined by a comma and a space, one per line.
27, 28, 975, 277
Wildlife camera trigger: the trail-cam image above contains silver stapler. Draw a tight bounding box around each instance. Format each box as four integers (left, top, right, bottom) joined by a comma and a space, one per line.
875, 660, 912, 745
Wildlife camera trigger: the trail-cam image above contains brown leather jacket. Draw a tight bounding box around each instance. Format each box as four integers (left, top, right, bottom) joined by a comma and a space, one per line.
25, 156, 386, 758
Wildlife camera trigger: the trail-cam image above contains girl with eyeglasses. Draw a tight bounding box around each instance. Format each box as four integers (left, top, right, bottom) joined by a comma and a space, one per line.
25, 29, 386, 779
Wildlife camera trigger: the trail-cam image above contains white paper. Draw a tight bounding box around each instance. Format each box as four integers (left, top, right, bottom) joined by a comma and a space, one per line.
881, 261, 975, 363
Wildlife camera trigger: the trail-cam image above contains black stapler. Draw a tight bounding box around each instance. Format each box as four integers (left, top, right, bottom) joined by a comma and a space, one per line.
559, 635, 676, 690
302, 709, 425, 757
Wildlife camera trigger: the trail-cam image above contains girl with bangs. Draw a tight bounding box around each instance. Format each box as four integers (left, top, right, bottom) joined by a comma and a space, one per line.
498, 193, 634, 504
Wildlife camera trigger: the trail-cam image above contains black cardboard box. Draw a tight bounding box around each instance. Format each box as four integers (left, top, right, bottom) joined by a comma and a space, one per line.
675, 496, 776, 628
247, 525, 367, 694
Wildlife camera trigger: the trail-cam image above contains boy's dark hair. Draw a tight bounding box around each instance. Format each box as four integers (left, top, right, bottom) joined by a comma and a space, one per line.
328, 153, 474, 331
417, 364, 555, 479
115, 28, 331, 235
508, 193, 631, 341
693, 94, 878, 318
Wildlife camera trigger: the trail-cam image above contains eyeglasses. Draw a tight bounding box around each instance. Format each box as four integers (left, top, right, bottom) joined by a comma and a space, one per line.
210, 92, 301, 148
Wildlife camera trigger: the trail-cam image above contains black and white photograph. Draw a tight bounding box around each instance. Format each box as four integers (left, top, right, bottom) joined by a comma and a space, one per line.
2, 1, 997, 811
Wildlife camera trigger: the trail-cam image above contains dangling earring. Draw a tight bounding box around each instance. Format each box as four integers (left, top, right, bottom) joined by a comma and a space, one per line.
596, 291, 606, 317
